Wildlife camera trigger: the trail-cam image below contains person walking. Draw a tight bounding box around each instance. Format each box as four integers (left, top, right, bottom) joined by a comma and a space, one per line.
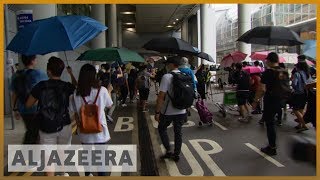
99, 63, 116, 123
128, 68, 138, 103
72, 64, 113, 176
249, 72, 262, 114
155, 56, 187, 162
136, 65, 154, 112
252, 52, 291, 156
120, 66, 129, 107
291, 55, 312, 133
195, 64, 207, 100
10, 55, 48, 144
25, 56, 76, 176
233, 63, 251, 122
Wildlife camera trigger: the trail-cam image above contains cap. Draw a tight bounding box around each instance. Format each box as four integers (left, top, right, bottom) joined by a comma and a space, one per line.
164, 56, 182, 66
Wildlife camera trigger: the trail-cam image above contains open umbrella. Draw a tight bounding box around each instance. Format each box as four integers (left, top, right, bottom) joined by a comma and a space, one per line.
143, 37, 198, 55
7, 15, 107, 56
77, 47, 145, 63
220, 51, 247, 67
197, 52, 215, 62
303, 40, 316, 59
250, 51, 286, 63
237, 26, 303, 46
242, 66, 263, 74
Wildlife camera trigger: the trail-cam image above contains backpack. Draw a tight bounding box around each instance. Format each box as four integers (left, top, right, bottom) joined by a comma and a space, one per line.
167, 72, 195, 110
79, 88, 102, 134
269, 67, 292, 100
137, 73, 149, 89
13, 69, 34, 104
37, 81, 70, 133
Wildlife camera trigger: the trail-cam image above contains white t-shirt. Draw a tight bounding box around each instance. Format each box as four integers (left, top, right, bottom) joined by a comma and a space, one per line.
71, 87, 113, 144
159, 70, 187, 115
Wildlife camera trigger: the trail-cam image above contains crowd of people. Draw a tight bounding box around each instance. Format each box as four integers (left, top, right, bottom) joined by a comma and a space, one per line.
9, 51, 316, 175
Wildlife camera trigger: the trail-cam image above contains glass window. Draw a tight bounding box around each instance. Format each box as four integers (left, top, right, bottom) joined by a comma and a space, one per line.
294, 14, 302, 23
295, 4, 302, 13
289, 14, 295, 24
283, 14, 289, 25
289, 4, 295, 13
266, 5, 272, 14
276, 14, 283, 25
283, 4, 288, 13
302, 4, 309, 13
302, 14, 309, 21
310, 4, 316, 14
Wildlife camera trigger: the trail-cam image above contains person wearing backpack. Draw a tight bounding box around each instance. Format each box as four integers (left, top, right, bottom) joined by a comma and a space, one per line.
25, 57, 76, 176
155, 56, 194, 162
71, 64, 113, 176
252, 52, 291, 156
136, 65, 154, 112
10, 55, 48, 144
291, 55, 312, 133
233, 63, 251, 122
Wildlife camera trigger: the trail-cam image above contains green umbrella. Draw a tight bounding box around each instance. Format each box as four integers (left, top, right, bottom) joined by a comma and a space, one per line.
77, 47, 145, 63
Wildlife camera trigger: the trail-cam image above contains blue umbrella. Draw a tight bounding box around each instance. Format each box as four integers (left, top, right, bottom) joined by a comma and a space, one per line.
303, 40, 316, 60
7, 15, 107, 56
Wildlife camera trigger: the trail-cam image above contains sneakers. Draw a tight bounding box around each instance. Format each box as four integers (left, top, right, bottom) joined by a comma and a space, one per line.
259, 119, 264, 125
260, 146, 277, 156
277, 121, 282, 126
57, 173, 70, 176
251, 110, 262, 114
121, 104, 128, 107
238, 117, 249, 123
296, 126, 309, 133
142, 108, 149, 112
160, 152, 173, 160
160, 152, 180, 162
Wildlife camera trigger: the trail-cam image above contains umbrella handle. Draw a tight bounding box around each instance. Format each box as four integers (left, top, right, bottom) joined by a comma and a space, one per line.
64, 51, 69, 66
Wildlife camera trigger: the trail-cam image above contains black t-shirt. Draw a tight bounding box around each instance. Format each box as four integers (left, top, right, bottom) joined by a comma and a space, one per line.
100, 72, 111, 88
261, 66, 281, 98
233, 70, 250, 91
31, 79, 75, 108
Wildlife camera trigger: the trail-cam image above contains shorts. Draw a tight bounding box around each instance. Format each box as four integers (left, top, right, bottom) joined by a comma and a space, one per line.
291, 93, 307, 110
39, 124, 72, 144
139, 88, 150, 101
236, 91, 249, 106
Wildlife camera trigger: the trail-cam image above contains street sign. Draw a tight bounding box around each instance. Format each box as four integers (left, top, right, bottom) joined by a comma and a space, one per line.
16, 10, 33, 31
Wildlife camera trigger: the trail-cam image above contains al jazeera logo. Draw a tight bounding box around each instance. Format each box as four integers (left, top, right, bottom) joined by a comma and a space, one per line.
8, 145, 137, 172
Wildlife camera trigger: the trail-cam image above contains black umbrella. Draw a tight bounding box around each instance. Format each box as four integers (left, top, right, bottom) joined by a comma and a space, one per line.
143, 37, 198, 55
197, 52, 215, 62
237, 26, 303, 46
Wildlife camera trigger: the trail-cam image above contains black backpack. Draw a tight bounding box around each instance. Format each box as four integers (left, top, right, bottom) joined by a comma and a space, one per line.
13, 69, 34, 104
37, 81, 70, 133
167, 72, 195, 110
269, 67, 292, 100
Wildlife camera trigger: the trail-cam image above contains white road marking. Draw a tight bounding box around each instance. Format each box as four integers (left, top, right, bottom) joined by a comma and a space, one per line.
212, 122, 228, 131
114, 117, 134, 132
245, 143, 285, 167
189, 139, 226, 176
161, 142, 204, 176
191, 107, 228, 130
